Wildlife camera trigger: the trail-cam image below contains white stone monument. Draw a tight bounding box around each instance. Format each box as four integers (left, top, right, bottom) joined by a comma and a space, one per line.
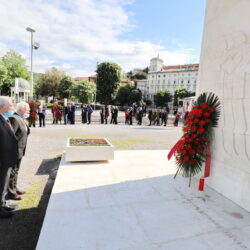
197, 0, 250, 211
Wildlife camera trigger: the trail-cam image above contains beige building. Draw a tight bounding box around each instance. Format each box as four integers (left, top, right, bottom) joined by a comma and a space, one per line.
137, 57, 199, 101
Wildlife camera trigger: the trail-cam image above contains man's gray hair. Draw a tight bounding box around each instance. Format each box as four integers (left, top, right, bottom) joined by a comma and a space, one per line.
16, 102, 29, 112
0, 96, 11, 106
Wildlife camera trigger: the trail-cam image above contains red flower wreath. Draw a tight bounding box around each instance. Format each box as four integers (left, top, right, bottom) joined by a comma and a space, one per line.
168, 92, 221, 186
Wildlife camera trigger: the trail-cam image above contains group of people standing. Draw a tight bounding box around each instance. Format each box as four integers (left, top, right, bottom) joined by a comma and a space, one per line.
0, 96, 30, 218
80, 105, 93, 124
148, 109, 169, 126
62, 102, 77, 125
100, 106, 119, 124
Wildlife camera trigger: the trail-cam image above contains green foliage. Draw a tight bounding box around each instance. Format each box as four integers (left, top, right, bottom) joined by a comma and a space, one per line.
133, 72, 147, 80
58, 75, 75, 99
144, 99, 152, 106
154, 89, 172, 107
174, 88, 196, 106
36, 67, 63, 99
127, 71, 147, 80
0, 50, 30, 95
96, 62, 122, 104
70, 80, 94, 103
142, 67, 149, 74
116, 83, 142, 105
0, 61, 8, 93
130, 88, 142, 104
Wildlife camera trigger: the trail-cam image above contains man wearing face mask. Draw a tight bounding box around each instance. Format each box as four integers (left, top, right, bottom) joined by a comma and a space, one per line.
0, 96, 18, 218
8, 102, 30, 201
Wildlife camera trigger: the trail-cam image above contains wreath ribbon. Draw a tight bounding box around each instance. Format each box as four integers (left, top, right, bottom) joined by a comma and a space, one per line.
168, 142, 212, 191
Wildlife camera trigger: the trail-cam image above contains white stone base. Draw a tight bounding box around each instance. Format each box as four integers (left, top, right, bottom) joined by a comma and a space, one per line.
36, 150, 250, 250
65, 138, 114, 162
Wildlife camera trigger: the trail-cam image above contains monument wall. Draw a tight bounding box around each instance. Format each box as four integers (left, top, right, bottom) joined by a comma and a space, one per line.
197, 0, 250, 211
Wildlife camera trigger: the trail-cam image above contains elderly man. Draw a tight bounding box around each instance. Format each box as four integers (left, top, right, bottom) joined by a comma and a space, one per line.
0, 96, 18, 218
8, 102, 30, 201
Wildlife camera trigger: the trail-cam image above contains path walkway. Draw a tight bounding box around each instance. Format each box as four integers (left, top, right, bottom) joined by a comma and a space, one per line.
37, 151, 250, 250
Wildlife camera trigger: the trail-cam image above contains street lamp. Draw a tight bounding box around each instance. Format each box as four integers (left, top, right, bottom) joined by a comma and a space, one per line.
26, 27, 40, 100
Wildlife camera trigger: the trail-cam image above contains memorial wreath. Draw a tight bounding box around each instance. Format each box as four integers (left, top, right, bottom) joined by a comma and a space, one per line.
168, 92, 221, 189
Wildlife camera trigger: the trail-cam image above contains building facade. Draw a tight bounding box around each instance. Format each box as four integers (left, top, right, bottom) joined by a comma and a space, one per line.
10, 78, 30, 104
137, 57, 199, 101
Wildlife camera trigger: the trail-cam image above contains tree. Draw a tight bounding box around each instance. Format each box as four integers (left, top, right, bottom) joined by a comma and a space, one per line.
174, 88, 195, 106
70, 80, 94, 103
0, 61, 8, 95
115, 84, 131, 105
116, 82, 142, 106
58, 75, 75, 99
144, 99, 152, 106
154, 90, 172, 107
0, 50, 29, 95
96, 62, 122, 104
133, 72, 147, 80
142, 67, 149, 74
130, 88, 142, 104
36, 67, 63, 99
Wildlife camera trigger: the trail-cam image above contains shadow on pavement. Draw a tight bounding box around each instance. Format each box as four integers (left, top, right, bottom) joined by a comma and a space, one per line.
0, 157, 60, 250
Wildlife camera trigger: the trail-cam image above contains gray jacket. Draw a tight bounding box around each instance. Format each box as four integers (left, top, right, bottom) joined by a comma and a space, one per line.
9, 113, 30, 159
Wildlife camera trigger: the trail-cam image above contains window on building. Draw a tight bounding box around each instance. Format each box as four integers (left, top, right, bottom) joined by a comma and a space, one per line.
163, 80, 165, 84
163, 75, 166, 77
188, 80, 190, 83
158, 75, 160, 77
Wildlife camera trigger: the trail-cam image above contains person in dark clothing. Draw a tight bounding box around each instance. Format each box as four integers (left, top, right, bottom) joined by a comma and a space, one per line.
113, 106, 118, 124
0, 96, 18, 218
8, 102, 30, 201
38, 101, 46, 127
158, 110, 162, 126
104, 106, 109, 124
63, 104, 69, 125
137, 107, 143, 125
81, 105, 87, 124
110, 106, 114, 124
128, 107, 133, 125
68, 103, 76, 124
87, 105, 93, 124
148, 110, 153, 126
100, 107, 104, 124
161, 110, 168, 126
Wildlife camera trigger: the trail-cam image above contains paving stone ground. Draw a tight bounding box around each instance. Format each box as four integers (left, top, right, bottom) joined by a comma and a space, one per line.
0, 116, 183, 250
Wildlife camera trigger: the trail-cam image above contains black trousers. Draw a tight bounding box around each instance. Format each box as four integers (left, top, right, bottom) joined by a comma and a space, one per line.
8, 158, 22, 197
39, 113, 45, 127
0, 164, 12, 207
88, 114, 91, 124
100, 114, 104, 124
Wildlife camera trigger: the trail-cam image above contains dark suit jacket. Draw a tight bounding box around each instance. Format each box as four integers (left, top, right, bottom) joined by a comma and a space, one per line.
9, 113, 30, 159
0, 114, 18, 167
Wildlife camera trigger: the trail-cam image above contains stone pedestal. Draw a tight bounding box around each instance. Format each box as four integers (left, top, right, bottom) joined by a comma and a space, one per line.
197, 0, 250, 211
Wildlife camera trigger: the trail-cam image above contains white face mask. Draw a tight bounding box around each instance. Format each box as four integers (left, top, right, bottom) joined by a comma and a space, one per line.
22, 114, 30, 119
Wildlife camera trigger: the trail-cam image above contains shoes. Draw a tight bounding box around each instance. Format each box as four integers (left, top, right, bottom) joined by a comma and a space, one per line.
3, 205, 16, 211
0, 207, 14, 218
16, 190, 26, 195
9, 194, 22, 200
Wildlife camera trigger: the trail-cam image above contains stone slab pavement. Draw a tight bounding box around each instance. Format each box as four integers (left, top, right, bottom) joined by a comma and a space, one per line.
36, 150, 250, 250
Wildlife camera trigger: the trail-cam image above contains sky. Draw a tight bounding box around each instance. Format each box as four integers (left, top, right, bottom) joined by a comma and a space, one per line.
0, 0, 206, 77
